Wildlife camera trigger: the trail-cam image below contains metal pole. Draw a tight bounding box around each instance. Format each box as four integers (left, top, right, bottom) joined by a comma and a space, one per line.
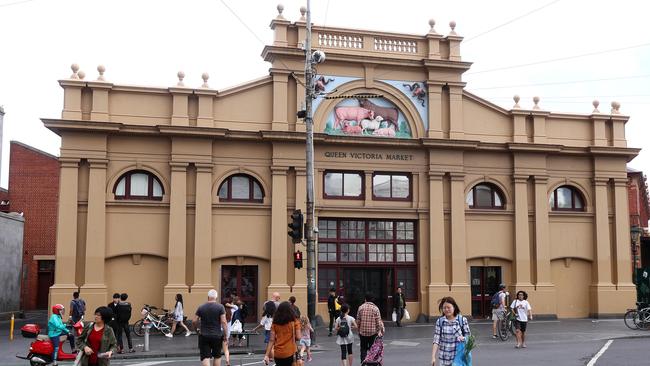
304, 0, 317, 322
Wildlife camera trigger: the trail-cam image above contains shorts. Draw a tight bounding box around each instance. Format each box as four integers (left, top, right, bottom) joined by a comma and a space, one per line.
264, 329, 271, 343
514, 319, 528, 332
198, 335, 223, 360
492, 308, 505, 320
299, 338, 311, 347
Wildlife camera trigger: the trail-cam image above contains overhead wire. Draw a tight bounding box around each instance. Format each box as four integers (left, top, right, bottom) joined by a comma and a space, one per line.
467, 74, 650, 90
0, 0, 36, 7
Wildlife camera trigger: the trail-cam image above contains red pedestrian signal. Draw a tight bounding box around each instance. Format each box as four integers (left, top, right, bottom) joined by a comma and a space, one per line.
294, 250, 303, 269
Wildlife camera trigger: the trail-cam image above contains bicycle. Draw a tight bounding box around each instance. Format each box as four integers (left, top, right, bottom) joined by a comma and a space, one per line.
497, 309, 516, 341
132, 304, 172, 337
624, 302, 650, 330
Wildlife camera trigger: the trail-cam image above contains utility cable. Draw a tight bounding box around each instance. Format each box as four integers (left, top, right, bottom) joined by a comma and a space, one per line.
466, 42, 650, 75
0, 0, 36, 8
467, 74, 650, 90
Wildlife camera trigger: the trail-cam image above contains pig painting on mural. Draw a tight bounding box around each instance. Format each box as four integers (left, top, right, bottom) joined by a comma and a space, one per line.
325, 95, 412, 138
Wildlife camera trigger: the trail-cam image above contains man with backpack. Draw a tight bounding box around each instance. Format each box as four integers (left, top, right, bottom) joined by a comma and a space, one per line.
115, 293, 135, 353
491, 284, 508, 338
69, 291, 86, 323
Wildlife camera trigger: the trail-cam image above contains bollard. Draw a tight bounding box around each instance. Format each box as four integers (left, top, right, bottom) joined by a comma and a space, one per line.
143, 320, 151, 352
9, 313, 14, 341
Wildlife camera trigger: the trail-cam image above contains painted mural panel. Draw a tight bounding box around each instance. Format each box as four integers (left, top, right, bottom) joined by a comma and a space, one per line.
324, 96, 412, 138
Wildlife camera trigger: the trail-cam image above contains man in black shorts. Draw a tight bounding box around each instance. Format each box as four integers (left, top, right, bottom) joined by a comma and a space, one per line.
194, 289, 228, 366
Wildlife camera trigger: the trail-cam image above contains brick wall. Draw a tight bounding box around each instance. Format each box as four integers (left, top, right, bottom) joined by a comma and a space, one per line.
0, 188, 9, 211
7, 141, 59, 310
629, 171, 650, 228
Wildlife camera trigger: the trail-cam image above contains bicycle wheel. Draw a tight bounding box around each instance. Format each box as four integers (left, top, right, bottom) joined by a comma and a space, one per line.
132, 319, 145, 337
158, 321, 171, 335
637, 308, 650, 330
624, 309, 639, 330
497, 319, 509, 341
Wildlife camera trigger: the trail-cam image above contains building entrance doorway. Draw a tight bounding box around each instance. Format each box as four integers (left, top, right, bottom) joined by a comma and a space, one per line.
470, 266, 502, 319
221, 265, 258, 322
36, 260, 55, 309
342, 267, 392, 319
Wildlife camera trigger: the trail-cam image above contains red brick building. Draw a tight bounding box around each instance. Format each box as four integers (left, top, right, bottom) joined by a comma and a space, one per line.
5, 141, 60, 310
0, 187, 9, 211
628, 168, 650, 269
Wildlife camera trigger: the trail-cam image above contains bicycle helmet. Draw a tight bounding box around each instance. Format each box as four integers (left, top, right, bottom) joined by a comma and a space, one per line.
52, 303, 65, 316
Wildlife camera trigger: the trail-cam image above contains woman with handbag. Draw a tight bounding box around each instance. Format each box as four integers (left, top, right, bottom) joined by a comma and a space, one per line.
75, 306, 117, 366
263, 301, 302, 366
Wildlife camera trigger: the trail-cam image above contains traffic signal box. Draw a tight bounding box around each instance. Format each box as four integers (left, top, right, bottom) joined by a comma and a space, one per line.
294, 250, 303, 269
288, 209, 303, 244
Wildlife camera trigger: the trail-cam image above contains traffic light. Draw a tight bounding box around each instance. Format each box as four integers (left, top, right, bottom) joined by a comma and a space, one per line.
288, 209, 303, 244
294, 250, 303, 269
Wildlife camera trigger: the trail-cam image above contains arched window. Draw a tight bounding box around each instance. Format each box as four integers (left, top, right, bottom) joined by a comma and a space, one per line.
114, 170, 164, 200
466, 183, 505, 209
218, 174, 264, 203
549, 185, 584, 211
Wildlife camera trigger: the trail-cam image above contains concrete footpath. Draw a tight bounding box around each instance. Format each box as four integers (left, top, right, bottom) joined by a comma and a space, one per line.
2, 311, 649, 363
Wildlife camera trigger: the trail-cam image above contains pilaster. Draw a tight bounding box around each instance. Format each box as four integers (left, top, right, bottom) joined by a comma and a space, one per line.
593, 177, 613, 285
193, 164, 214, 288
427, 172, 448, 316
81, 159, 109, 309
271, 71, 290, 131
533, 175, 556, 315
165, 162, 189, 307
448, 85, 464, 139
512, 111, 528, 143
169, 87, 192, 126
269, 166, 290, 297
50, 158, 81, 309
59, 80, 84, 120
364, 171, 374, 207
613, 178, 633, 287
513, 174, 532, 287
88, 81, 113, 122
426, 83, 443, 138
196, 89, 217, 128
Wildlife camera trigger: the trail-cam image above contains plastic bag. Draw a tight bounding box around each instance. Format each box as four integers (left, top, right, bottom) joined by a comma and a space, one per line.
451, 339, 472, 366
391, 310, 397, 322
230, 319, 243, 333
404, 309, 410, 320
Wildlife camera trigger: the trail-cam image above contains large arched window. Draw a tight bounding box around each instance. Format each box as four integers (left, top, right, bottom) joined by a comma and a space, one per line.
549, 185, 584, 211
466, 183, 505, 209
218, 174, 264, 203
114, 170, 164, 200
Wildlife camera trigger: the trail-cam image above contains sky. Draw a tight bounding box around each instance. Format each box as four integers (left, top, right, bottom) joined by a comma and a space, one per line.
0, 0, 648, 188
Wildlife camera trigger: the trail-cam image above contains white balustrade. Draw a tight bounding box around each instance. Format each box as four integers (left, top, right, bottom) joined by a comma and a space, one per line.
317, 33, 363, 49
373, 38, 417, 54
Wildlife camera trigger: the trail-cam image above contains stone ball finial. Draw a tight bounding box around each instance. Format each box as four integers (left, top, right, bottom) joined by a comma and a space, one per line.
592, 99, 600, 113
449, 21, 457, 35
513, 94, 521, 109
201, 72, 210, 88
300, 6, 306, 19
97, 65, 106, 81
77, 70, 86, 80
177, 71, 185, 87
428, 19, 437, 33
277, 4, 284, 18
533, 96, 540, 110
70, 63, 80, 79
611, 101, 621, 114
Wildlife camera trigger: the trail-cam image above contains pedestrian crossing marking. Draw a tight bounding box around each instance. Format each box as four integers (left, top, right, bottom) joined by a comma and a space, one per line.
389, 340, 420, 347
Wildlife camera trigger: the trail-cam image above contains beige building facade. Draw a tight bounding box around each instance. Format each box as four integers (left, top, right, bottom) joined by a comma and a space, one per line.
48, 9, 638, 320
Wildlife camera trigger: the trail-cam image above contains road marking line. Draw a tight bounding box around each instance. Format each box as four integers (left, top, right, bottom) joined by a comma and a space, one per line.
390, 340, 420, 346
587, 339, 613, 366
125, 361, 173, 366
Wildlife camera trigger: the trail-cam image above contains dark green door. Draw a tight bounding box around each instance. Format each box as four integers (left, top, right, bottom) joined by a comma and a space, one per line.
342, 267, 392, 318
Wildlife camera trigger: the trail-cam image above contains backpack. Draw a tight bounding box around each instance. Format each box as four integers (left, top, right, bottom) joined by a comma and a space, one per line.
117, 301, 132, 322
490, 292, 501, 308
239, 303, 249, 320
337, 316, 350, 337
72, 299, 86, 317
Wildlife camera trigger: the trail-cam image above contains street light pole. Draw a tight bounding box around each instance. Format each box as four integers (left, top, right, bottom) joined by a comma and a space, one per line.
303, 0, 317, 321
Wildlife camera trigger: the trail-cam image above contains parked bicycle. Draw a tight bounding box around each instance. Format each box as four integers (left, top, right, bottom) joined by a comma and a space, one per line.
624, 302, 650, 330
497, 308, 516, 341
132, 304, 192, 337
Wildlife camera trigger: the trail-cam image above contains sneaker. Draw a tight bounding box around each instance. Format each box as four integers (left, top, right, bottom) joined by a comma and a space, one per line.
307, 355, 313, 362
129, 349, 136, 353
327, 332, 332, 337
165, 333, 173, 338
185, 331, 191, 337
492, 335, 498, 339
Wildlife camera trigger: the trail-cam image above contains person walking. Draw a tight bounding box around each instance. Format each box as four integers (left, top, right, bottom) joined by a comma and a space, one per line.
511, 290, 533, 349
289, 296, 301, 317
335, 304, 357, 366
431, 297, 471, 366
193, 289, 228, 366
115, 293, 135, 353
327, 288, 339, 336
356, 293, 384, 364
491, 284, 507, 338
75, 306, 118, 366
169, 293, 192, 338
48, 304, 75, 366
299, 315, 314, 362
69, 291, 86, 324
263, 302, 301, 366
107, 293, 120, 342
392, 286, 407, 327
